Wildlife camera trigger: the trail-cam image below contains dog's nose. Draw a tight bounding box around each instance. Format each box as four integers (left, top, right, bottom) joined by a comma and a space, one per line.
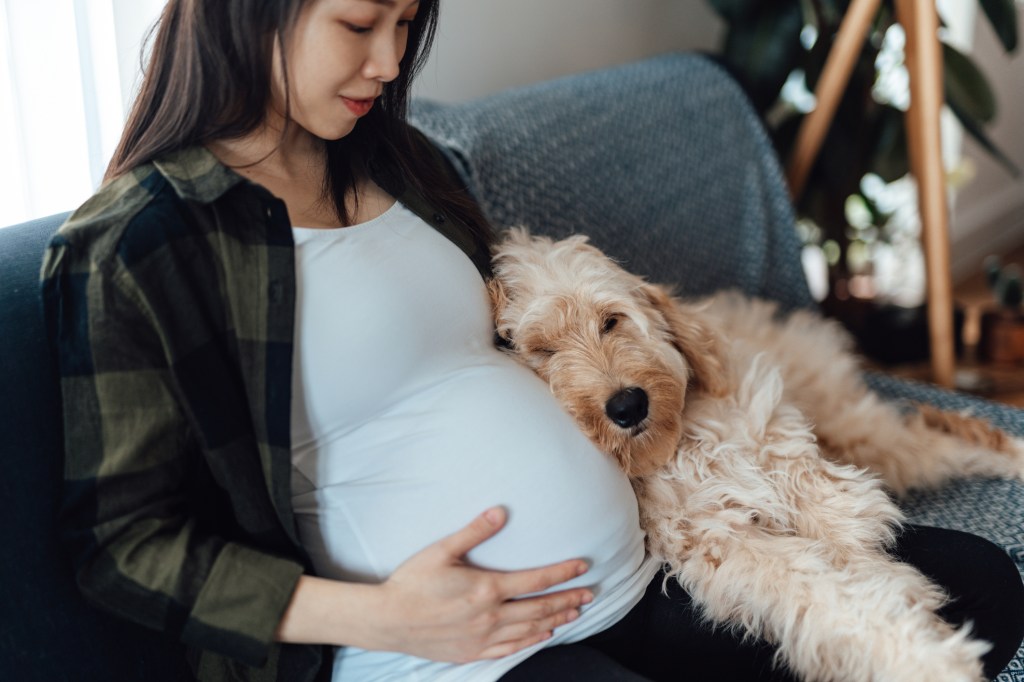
605, 388, 649, 428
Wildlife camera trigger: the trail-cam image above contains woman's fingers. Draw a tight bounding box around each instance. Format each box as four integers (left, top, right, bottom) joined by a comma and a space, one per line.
431, 507, 590, 602
498, 588, 592, 626
492, 558, 590, 601
434, 507, 507, 559
476, 630, 554, 661
497, 599, 583, 637
474, 599, 589, 660
384, 507, 595, 663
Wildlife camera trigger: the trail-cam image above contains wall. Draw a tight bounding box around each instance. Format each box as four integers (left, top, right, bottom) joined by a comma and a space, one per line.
949, 8, 1024, 280
413, 0, 723, 103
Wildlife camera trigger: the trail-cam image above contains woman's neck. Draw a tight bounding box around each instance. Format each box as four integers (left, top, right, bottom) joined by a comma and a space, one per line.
205, 118, 391, 229
208, 116, 324, 186
207, 119, 345, 227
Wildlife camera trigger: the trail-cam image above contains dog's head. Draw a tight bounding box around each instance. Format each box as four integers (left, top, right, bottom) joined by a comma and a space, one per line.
489, 229, 727, 477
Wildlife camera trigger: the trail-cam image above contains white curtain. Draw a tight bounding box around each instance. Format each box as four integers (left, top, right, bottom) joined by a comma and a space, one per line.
0, 0, 163, 228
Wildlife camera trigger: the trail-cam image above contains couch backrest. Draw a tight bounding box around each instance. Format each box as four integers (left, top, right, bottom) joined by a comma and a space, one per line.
411, 53, 813, 311
0, 213, 192, 682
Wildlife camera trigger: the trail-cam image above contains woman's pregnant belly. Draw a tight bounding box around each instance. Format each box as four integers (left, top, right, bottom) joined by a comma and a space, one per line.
290, 357, 656, 681
292, 356, 644, 588
288, 214, 656, 680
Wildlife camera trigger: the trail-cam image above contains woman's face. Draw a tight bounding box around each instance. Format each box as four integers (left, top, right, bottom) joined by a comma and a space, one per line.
272, 0, 420, 140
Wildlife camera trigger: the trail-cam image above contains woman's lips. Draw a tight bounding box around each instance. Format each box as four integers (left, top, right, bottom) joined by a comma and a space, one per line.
342, 96, 375, 116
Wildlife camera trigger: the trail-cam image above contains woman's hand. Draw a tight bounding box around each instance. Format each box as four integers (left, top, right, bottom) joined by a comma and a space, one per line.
372, 506, 593, 662
275, 507, 593, 663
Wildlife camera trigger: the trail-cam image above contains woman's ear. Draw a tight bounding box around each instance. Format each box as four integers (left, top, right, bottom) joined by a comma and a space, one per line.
641, 283, 729, 398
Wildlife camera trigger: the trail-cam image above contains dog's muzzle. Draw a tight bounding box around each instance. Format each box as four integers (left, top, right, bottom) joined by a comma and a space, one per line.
605, 387, 649, 429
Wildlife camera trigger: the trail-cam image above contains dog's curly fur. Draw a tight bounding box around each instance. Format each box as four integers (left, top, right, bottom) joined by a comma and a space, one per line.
489, 229, 1024, 682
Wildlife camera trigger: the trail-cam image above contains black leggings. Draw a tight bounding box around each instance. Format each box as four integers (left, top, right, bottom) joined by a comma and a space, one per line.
499, 526, 1024, 681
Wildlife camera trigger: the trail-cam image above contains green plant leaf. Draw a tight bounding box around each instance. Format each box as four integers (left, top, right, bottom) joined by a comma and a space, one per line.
802, 4, 890, 96
979, 0, 1018, 54
947, 97, 1021, 177
706, 0, 761, 22
721, 2, 805, 112
810, 0, 843, 28
870, 106, 910, 182
943, 42, 997, 124
984, 255, 1003, 289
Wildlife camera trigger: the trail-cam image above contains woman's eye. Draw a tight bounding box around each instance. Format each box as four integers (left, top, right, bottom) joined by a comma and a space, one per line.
343, 22, 372, 34
602, 316, 619, 334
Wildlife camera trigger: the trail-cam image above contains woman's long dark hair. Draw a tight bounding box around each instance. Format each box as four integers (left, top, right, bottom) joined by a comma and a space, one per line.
106, 0, 491, 242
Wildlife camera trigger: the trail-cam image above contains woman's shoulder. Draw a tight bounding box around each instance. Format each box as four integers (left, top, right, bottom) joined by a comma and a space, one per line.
43, 147, 247, 278
41, 162, 169, 281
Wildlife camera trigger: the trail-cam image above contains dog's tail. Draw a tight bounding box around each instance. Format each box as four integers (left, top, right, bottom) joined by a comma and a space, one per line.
910, 403, 1014, 454
871, 403, 1024, 493
818, 396, 1024, 495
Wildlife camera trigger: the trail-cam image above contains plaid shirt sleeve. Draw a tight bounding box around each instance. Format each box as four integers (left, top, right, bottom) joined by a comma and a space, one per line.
40, 173, 307, 671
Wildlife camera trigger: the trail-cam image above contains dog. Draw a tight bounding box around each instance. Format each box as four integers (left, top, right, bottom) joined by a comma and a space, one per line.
488, 229, 1024, 682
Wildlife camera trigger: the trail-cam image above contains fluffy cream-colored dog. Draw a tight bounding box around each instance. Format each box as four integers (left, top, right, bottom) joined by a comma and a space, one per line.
488, 229, 1024, 682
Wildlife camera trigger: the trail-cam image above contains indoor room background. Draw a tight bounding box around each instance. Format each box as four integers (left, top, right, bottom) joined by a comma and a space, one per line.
2, 0, 1021, 283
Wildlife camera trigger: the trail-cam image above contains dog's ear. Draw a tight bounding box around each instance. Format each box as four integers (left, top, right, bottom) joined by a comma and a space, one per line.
487, 277, 515, 349
641, 284, 729, 398
487, 276, 508, 318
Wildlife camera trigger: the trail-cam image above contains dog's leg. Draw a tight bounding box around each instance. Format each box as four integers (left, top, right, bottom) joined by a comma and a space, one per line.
810, 392, 1024, 495
781, 324, 1024, 493
709, 296, 1024, 494
679, 377, 904, 562
666, 523, 989, 682
770, 443, 905, 562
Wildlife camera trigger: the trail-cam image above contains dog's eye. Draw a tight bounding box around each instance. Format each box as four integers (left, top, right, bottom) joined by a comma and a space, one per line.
517, 338, 556, 357
602, 315, 620, 334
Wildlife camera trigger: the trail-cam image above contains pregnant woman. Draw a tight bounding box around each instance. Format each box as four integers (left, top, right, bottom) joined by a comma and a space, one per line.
43, 0, 1024, 680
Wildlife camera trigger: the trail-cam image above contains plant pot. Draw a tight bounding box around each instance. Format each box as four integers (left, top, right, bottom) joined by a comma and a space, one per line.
823, 296, 965, 366
978, 308, 1024, 364
858, 302, 966, 365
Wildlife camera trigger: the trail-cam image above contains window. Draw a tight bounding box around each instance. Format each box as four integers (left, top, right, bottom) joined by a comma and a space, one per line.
0, 0, 162, 227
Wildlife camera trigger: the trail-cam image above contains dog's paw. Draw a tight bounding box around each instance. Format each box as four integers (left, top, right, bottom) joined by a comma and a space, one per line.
919, 633, 989, 682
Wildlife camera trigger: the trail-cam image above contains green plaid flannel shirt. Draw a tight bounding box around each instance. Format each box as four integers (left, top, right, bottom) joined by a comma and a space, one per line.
40, 138, 492, 681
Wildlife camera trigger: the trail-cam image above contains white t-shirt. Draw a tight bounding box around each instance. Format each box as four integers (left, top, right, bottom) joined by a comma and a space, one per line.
289, 202, 658, 681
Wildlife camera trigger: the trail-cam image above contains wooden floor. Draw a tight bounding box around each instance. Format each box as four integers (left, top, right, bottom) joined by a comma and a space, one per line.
880, 244, 1024, 408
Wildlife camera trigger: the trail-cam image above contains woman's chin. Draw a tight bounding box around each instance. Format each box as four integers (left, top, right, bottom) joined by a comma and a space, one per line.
320, 120, 359, 141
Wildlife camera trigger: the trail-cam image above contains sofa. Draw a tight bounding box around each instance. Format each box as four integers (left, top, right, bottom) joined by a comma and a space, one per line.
2, 54, 1021, 681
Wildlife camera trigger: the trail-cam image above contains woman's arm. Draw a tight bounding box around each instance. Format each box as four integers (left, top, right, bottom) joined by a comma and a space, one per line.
42, 232, 304, 668
276, 507, 593, 663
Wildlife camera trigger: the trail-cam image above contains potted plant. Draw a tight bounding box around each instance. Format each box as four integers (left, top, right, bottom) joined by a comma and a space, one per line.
979, 256, 1024, 363
705, 0, 1020, 363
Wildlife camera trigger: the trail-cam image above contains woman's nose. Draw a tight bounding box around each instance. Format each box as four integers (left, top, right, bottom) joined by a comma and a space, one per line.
363, 33, 403, 82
